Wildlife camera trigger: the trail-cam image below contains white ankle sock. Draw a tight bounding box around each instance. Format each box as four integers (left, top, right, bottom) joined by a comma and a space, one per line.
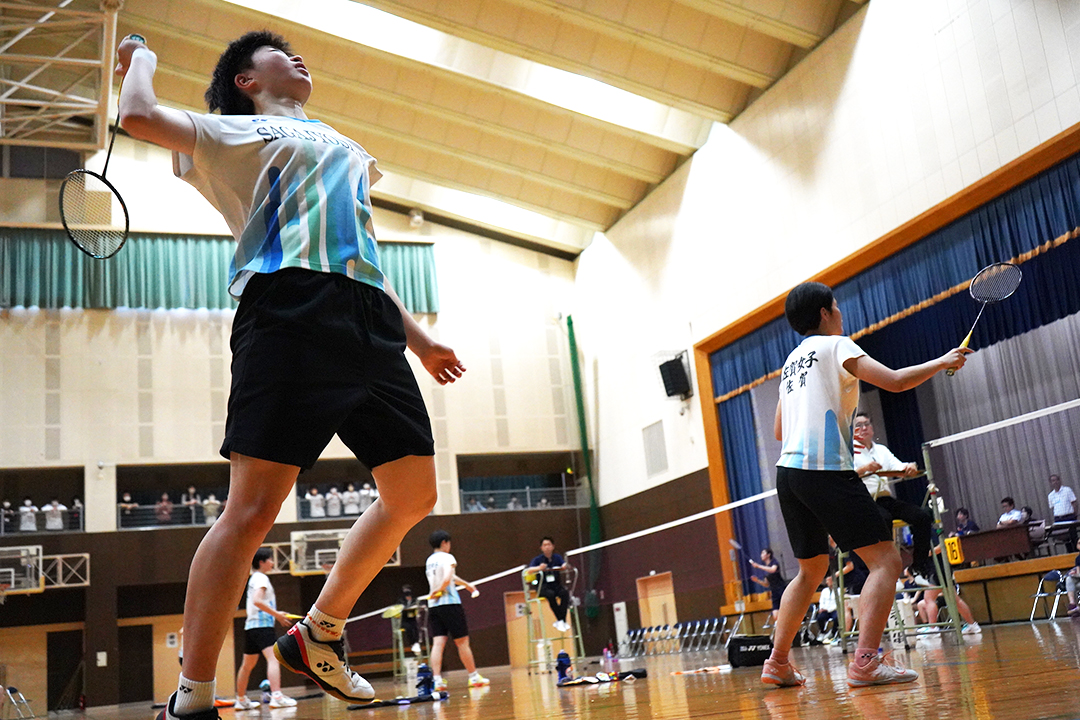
174, 675, 215, 715
306, 605, 345, 642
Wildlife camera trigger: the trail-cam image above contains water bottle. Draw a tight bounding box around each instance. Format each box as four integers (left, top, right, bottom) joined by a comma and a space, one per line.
260, 679, 271, 704
416, 662, 434, 696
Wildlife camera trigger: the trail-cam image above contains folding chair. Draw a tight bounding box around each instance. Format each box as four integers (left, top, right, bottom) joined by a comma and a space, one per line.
5, 687, 36, 719
1030, 570, 1068, 622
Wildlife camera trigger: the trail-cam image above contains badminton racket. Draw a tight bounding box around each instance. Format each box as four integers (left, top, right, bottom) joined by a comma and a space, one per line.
58, 34, 144, 259
946, 262, 1022, 376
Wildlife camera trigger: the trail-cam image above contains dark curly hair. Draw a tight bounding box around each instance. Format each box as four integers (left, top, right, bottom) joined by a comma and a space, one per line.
205, 30, 293, 115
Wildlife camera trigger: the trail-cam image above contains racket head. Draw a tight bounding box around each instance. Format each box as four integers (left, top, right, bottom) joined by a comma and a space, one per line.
59, 169, 130, 259
969, 262, 1022, 303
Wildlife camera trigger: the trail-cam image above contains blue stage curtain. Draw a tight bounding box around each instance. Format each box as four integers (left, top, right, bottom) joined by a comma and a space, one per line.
710, 150, 1080, 398
874, 388, 928, 506
718, 393, 770, 595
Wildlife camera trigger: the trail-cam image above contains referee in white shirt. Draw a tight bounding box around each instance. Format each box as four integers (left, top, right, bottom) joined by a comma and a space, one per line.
1048, 474, 1079, 548
853, 413, 934, 576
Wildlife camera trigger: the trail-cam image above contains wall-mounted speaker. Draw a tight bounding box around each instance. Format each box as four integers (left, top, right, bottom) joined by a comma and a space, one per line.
658, 352, 692, 399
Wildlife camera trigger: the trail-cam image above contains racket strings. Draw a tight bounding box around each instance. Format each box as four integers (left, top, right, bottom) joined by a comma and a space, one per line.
60, 169, 127, 259
969, 263, 1022, 302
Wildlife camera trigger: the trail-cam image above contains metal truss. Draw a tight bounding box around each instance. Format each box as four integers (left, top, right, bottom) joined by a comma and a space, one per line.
0, 0, 118, 150
41, 552, 90, 588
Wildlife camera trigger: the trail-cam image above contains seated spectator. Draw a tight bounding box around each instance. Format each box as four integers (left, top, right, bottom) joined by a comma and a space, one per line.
155, 493, 174, 524
202, 494, 222, 525
69, 497, 83, 530
815, 575, 839, 640
538, 498, 550, 509
326, 486, 343, 517
464, 497, 485, 512
342, 483, 361, 515
305, 487, 326, 518
506, 495, 523, 510
952, 507, 980, 536
916, 582, 981, 635
485, 496, 496, 511
42, 498, 67, 531
1064, 538, 1080, 618
997, 497, 1023, 527
19, 497, 39, 532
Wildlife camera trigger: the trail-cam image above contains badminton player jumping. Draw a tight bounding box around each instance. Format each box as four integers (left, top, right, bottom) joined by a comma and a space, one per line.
116, 31, 465, 719
763, 282, 969, 689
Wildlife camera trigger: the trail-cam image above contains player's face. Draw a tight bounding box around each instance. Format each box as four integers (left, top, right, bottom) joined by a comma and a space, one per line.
243, 46, 312, 104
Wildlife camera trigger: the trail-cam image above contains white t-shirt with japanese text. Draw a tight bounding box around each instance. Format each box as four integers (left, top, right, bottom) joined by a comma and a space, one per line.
777, 334, 866, 472
425, 551, 460, 607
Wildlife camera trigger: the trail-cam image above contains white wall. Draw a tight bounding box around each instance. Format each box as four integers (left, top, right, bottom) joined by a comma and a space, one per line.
0, 148, 578, 518
575, 0, 1080, 504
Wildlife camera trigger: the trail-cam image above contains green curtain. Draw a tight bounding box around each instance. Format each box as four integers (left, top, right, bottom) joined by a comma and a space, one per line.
378, 242, 439, 314
0, 229, 439, 313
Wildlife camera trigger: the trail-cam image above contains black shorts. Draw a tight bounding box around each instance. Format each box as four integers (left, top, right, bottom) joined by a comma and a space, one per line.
244, 626, 277, 654
221, 269, 435, 471
429, 603, 469, 639
776, 466, 892, 559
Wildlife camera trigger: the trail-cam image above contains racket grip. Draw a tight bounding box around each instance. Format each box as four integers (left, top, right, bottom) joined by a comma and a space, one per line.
946, 331, 974, 377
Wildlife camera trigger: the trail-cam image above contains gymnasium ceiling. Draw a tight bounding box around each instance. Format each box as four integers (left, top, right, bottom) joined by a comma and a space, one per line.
2, 0, 865, 256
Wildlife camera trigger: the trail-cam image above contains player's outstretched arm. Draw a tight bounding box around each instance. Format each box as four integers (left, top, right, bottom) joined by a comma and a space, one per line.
844, 347, 971, 393
115, 35, 195, 156
382, 279, 466, 385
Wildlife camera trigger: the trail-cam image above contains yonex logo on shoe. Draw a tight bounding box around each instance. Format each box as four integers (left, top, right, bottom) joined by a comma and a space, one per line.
316, 661, 334, 673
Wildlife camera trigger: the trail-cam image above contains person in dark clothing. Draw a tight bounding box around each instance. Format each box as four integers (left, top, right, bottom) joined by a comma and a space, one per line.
528, 536, 573, 633
750, 548, 788, 622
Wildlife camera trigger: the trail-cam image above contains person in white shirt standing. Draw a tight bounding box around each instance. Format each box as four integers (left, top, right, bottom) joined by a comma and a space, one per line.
763, 281, 969, 690
1048, 474, 1078, 548
305, 488, 326, 519
342, 484, 361, 515
853, 413, 933, 576
42, 498, 68, 531
18, 498, 38, 532
325, 487, 343, 517
235, 549, 296, 710
425, 530, 488, 691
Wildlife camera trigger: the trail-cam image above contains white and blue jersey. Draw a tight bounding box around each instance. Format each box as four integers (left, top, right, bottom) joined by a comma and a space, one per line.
175, 113, 384, 299
244, 571, 276, 630
776, 334, 865, 472
425, 551, 461, 607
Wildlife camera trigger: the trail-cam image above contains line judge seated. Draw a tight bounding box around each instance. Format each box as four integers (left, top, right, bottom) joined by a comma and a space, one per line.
852, 412, 933, 577
528, 536, 572, 633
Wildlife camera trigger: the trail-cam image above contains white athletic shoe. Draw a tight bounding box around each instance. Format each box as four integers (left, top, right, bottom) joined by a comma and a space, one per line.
233, 697, 260, 710
269, 693, 296, 708
961, 622, 982, 634
434, 676, 448, 692
846, 653, 918, 687
274, 620, 375, 703
468, 673, 489, 688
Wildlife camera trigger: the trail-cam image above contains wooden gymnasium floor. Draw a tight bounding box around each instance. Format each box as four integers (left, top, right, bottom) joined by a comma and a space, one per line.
76, 622, 1080, 720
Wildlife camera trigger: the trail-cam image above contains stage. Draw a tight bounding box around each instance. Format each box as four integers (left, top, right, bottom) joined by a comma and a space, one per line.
64, 622, 1080, 720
